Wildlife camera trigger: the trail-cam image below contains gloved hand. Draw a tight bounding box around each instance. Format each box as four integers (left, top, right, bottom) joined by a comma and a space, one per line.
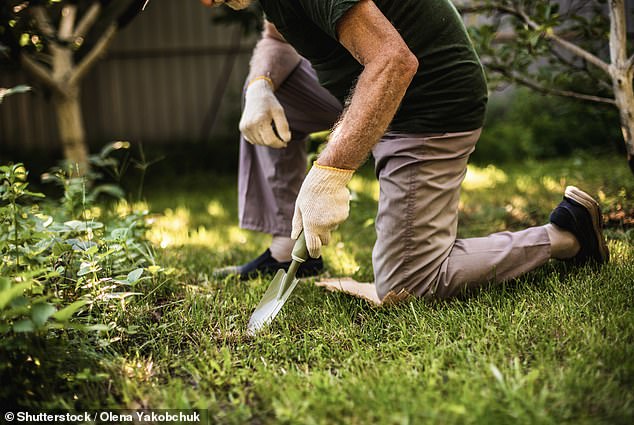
239, 78, 291, 149
291, 163, 354, 258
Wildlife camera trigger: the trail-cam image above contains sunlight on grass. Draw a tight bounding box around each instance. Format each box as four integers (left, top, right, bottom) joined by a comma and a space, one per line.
541, 175, 564, 194
120, 358, 155, 383
207, 200, 229, 219
186, 226, 251, 248
609, 240, 634, 264
83, 206, 102, 220
463, 164, 508, 190
325, 241, 361, 276
147, 207, 251, 252
147, 207, 190, 248
115, 200, 150, 217
349, 174, 379, 201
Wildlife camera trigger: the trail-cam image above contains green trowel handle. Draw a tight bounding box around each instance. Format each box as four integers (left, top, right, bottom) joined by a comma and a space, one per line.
291, 230, 308, 263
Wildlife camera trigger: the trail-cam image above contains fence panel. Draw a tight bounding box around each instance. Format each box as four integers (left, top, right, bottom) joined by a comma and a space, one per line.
0, 0, 256, 154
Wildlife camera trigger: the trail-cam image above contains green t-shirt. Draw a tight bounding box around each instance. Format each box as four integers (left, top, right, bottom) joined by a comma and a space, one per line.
259, 0, 488, 133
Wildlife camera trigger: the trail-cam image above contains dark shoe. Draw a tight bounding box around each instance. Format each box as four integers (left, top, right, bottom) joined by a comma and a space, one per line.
213, 249, 324, 280
549, 186, 609, 264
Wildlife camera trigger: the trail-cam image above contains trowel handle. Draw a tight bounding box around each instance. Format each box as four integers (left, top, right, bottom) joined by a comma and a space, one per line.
291, 230, 308, 263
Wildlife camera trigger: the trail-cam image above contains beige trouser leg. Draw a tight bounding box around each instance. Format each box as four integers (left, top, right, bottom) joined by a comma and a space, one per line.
371, 130, 551, 301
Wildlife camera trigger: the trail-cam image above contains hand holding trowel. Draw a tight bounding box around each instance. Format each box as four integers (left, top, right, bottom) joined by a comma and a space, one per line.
247, 231, 309, 335
247, 161, 354, 334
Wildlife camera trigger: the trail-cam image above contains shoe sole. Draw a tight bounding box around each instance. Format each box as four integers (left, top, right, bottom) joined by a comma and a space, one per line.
564, 186, 609, 263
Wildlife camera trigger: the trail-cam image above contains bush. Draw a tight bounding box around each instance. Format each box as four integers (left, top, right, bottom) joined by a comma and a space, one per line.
0, 155, 159, 337
472, 88, 622, 164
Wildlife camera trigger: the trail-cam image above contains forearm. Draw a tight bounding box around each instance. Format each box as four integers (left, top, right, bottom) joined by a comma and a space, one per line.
318, 57, 417, 170
247, 21, 301, 89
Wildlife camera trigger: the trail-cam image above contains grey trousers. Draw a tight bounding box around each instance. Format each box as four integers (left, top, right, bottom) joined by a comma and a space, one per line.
238, 59, 552, 300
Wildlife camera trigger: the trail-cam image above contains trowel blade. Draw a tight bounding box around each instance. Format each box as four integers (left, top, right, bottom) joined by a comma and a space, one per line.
247, 270, 300, 335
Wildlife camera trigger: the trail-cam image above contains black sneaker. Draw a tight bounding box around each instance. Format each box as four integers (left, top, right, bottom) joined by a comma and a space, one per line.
213, 249, 324, 280
549, 186, 609, 265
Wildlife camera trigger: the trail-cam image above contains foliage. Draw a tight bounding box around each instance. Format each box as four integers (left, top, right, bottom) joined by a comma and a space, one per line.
0, 84, 30, 103
0, 147, 159, 338
464, 0, 614, 102
472, 88, 623, 163
461, 0, 634, 172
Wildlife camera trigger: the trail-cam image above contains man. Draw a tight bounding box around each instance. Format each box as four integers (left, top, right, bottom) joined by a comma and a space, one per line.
205, 0, 609, 302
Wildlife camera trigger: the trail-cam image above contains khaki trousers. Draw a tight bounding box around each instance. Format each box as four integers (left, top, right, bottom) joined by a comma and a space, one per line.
238, 59, 551, 300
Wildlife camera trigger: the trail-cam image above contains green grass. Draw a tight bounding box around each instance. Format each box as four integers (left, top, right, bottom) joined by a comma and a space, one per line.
7, 154, 634, 424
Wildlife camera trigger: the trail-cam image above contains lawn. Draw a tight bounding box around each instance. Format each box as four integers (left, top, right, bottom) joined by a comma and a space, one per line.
4, 153, 634, 424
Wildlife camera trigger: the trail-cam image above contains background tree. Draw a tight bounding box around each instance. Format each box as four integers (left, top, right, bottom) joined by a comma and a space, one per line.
459, 0, 634, 173
0, 0, 146, 175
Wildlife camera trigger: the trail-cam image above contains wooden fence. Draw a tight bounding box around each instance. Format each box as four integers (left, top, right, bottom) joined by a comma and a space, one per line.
0, 0, 257, 153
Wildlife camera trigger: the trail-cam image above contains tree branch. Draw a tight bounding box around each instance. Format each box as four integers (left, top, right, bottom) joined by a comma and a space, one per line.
518, 6, 610, 75
608, 0, 628, 71
457, 3, 522, 18
58, 5, 77, 41
486, 63, 616, 105
548, 44, 613, 92
459, 2, 611, 75
73, 3, 102, 41
69, 24, 118, 87
30, 6, 56, 39
20, 53, 63, 95
627, 54, 634, 73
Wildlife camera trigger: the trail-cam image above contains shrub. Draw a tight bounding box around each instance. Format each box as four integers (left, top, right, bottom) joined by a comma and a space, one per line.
0, 154, 158, 337
472, 88, 622, 164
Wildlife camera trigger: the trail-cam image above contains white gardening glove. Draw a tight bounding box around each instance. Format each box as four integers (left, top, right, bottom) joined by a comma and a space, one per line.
291, 163, 354, 258
239, 78, 291, 149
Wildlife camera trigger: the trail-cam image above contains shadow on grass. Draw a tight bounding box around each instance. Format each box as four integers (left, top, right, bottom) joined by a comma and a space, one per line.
0, 334, 117, 409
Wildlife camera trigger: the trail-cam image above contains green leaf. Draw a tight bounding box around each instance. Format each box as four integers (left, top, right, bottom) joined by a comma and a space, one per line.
68, 239, 98, 252
31, 303, 56, 327
52, 243, 72, 257
24, 190, 45, 198
52, 300, 88, 322
64, 220, 104, 231
13, 319, 35, 333
0, 277, 9, 292
86, 244, 99, 255
0, 85, 31, 104
82, 324, 111, 332
78, 262, 100, 277
111, 228, 130, 239
64, 220, 84, 230
10, 295, 29, 308
91, 184, 125, 200
127, 268, 144, 284
0, 282, 31, 310
99, 141, 130, 158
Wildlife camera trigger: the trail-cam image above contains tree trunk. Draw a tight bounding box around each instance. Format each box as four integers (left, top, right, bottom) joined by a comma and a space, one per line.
608, 0, 634, 173
52, 87, 89, 176
611, 69, 634, 173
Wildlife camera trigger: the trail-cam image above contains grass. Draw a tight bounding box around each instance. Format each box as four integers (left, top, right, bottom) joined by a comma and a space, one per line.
7, 153, 634, 424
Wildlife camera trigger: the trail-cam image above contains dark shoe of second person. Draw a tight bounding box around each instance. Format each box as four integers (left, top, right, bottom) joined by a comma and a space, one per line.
213, 249, 324, 280
549, 185, 609, 265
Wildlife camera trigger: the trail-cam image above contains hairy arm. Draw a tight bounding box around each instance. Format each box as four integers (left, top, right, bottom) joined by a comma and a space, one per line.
247, 20, 302, 89
317, 0, 418, 169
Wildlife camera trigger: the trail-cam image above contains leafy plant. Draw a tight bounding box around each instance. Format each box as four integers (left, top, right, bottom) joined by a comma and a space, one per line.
0, 84, 30, 104
0, 148, 162, 337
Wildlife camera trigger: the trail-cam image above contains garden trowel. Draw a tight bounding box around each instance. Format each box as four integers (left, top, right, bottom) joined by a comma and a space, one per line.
247, 231, 308, 335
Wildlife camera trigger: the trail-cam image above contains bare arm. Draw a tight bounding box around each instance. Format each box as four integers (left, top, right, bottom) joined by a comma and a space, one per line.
247, 20, 302, 89
317, 0, 418, 170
